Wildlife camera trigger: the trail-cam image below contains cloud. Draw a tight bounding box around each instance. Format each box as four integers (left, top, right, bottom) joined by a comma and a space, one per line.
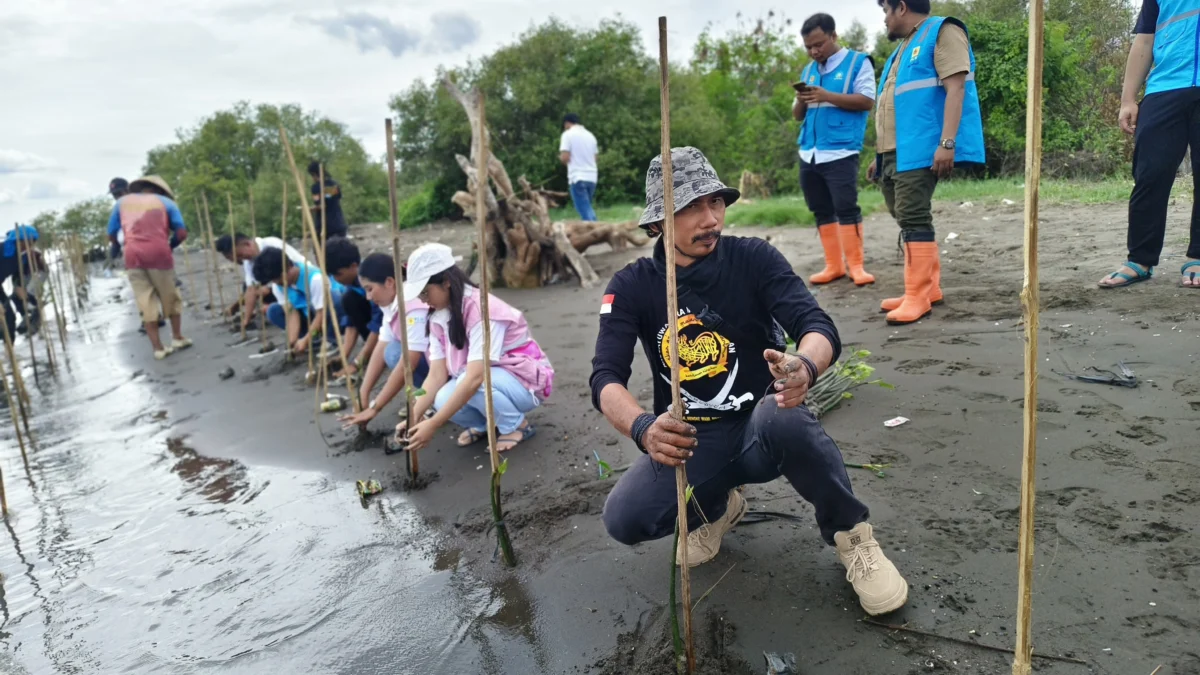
0, 149, 57, 174
299, 10, 480, 58
301, 11, 422, 58
427, 13, 481, 53
22, 178, 91, 200
0, 190, 14, 205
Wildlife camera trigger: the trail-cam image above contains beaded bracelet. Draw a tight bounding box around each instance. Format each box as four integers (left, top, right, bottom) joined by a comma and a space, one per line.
631, 412, 657, 454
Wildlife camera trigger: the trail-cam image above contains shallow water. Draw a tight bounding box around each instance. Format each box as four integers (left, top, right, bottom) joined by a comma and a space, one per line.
0, 276, 550, 674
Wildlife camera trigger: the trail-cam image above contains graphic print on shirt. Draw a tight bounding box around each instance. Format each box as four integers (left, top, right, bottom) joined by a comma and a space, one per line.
656, 307, 754, 421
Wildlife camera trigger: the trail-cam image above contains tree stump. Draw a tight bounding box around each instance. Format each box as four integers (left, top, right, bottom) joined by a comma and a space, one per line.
442, 76, 647, 289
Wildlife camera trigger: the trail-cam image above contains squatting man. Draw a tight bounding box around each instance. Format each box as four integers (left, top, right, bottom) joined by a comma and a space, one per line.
590, 147, 908, 616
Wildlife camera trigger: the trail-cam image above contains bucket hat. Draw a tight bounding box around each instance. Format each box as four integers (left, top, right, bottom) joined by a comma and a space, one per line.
403, 243, 464, 302
638, 147, 740, 230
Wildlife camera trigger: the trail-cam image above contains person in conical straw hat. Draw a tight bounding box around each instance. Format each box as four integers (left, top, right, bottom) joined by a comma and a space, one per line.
107, 175, 193, 359
590, 147, 909, 617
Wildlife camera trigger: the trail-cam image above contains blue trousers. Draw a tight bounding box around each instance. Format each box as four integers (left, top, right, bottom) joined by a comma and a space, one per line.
602, 396, 868, 546
569, 181, 597, 221
384, 340, 429, 387
266, 289, 344, 343
433, 367, 539, 435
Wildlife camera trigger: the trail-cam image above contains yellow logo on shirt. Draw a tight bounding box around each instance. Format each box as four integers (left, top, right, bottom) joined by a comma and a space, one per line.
659, 313, 731, 381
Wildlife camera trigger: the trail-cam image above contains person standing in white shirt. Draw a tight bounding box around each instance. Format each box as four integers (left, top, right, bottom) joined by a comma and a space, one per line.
793, 13, 877, 287
559, 113, 599, 221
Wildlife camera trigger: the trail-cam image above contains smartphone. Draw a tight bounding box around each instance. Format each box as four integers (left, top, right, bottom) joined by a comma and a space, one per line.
792, 82, 809, 93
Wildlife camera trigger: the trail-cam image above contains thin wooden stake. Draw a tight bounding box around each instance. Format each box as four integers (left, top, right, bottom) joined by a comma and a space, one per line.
195, 198, 216, 315
16, 233, 54, 375
0, 352, 28, 470
228, 193, 246, 341
45, 253, 68, 355
201, 193, 226, 321
278, 129, 360, 413
181, 237, 196, 307
1012, 2, 1045, 674
658, 17, 695, 674
385, 118, 420, 477
302, 197, 315, 382
317, 164, 332, 402
12, 231, 39, 386
251, 189, 267, 351
474, 95, 516, 566
279, 183, 291, 360
0, 317, 31, 434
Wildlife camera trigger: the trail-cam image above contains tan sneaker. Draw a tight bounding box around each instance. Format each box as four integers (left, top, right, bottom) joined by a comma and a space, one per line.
834, 522, 909, 615
676, 489, 748, 568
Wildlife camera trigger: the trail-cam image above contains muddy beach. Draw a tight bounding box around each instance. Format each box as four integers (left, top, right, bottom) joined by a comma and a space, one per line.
1, 196, 1198, 674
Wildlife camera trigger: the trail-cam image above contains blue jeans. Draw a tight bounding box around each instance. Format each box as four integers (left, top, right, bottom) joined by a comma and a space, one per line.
384, 340, 429, 387
569, 181, 597, 221
265, 289, 344, 343
602, 396, 868, 546
433, 367, 539, 435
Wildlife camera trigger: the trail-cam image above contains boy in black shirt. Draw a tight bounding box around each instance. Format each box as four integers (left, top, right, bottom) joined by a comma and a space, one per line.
326, 237, 381, 375
308, 161, 348, 239
590, 147, 908, 616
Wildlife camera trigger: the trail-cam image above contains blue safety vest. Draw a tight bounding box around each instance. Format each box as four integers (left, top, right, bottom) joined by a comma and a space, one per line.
798, 50, 872, 154
284, 262, 344, 314
1146, 0, 1200, 95
879, 16, 986, 172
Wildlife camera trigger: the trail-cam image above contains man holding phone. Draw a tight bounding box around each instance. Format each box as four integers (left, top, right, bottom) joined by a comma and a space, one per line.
793, 13, 877, 288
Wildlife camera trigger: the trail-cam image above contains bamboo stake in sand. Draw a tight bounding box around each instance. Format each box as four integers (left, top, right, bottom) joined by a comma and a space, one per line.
658, 16, 695, 674
318, 163, 331, 402
0, 317, 31, 435
277, 129, 359, 413
385, 118, 421, 477
301, 195, 316, 382
0, 350, 28, 472
201, 193, 227, 321
250, 189, 267, 351
1011, 2, 1045, 674
44, 251, 68, 356
279, 183, 291, 361
228, 193, 246, 341
195, 199, 216, 315
473, 96, 516, 566
15, 232, 54, 375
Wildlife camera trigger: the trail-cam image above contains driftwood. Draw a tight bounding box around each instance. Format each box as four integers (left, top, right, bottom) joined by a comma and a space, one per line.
442, 75, 647, 289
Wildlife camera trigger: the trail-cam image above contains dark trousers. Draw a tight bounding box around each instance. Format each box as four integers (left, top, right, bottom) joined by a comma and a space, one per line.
879, 151, 939, 240
1128, 88, 1200, 267
602, 396, 869, 547
800, 154, 863, 226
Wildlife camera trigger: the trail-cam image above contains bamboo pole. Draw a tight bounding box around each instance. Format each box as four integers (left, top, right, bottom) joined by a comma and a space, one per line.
317, 164, 332, 402
1012, 2, 1045, 674
474, 96, 516, 565
201, 193, 226, 321
45, 254, 68, 355
279, 184, 291, 360
228, 193, 247, 341
15, 233, 53, 376
385, 118, 421, 477
302, 198, 315, 381
0, 351, 28, 471
0, 317, 30, 433
194, 199, 216, 315
181, 237, 196, 307
658, 16, 695, 674
277, 129, 360, 413
250, 189, 267, 351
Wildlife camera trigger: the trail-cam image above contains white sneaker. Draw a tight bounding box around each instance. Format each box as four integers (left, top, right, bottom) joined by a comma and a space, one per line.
153, 346, 174, 360
834, 522, 909, 615
676, 489, 747, 568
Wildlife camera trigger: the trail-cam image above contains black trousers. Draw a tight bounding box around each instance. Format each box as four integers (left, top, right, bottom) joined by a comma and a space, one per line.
1128, 88, 1200, 267
799, 154, 863, 226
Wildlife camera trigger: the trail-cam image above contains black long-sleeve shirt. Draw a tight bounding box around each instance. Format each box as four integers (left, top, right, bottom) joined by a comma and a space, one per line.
589, 235, 841, 424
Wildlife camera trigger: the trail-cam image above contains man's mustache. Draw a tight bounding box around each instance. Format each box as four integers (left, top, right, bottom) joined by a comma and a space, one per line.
692, 231, 720, 244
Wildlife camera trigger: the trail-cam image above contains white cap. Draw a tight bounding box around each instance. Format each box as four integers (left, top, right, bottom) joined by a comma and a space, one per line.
403, 243, 463, 302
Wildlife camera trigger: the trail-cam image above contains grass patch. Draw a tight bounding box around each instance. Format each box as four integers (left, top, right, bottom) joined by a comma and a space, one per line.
544, 177, 1133, 228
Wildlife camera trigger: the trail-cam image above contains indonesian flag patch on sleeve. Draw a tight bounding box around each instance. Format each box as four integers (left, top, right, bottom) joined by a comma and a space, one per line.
600, 294, 614, 315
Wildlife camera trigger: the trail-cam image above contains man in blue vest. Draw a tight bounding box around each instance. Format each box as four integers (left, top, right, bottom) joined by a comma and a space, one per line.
1100, 0, 1200, 289
793, 13, 877, 287
868, 0, 985, 324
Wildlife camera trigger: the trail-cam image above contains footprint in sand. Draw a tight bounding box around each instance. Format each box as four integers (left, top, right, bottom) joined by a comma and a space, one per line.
1119, 520, 1187, 544
897, 358, 943, 374
937, 385, 1006, 404
1070, 442, 1136, 467
1173, 378, 1200, 397
1147, 545, 1200, 582
1117, 424, 1167, 446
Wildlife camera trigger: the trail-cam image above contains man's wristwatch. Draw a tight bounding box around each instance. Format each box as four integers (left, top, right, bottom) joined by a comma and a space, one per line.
939, 138, 956, 150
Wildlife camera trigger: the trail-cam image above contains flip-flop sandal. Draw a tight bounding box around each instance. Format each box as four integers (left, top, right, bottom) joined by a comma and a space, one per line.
457, 428, 487, 447
1180, 261, 1200, 289
496, 424, 537, 453
1099, 261, 1152, 289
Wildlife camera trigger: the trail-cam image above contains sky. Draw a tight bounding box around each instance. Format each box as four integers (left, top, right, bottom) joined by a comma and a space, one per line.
0, 0, 887, 231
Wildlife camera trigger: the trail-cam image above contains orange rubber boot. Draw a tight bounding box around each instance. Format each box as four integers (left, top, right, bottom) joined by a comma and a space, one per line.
885, 241, 936, 325
881, 240, 943, 311
841, 222, 875, 286
809, 224, 846, 285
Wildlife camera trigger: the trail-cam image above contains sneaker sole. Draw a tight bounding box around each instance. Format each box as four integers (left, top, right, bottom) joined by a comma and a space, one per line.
681, 491, 749, 568
859, 577, 909, 616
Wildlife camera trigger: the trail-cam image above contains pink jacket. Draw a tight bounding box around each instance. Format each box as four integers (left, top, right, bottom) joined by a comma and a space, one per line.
429, 287, 555, 400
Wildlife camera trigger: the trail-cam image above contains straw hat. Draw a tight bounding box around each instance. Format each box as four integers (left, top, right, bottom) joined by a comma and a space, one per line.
129, 175, 176, 200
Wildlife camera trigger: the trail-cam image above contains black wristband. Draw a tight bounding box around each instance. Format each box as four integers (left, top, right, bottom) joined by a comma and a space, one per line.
631, 413, 657, 454
796, 353, 819, 385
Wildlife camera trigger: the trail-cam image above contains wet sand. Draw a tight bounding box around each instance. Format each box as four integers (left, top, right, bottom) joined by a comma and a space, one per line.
2, 197, 1199, 674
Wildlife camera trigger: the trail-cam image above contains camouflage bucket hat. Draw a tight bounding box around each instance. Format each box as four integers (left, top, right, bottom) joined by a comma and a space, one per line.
638, 147, 740, 230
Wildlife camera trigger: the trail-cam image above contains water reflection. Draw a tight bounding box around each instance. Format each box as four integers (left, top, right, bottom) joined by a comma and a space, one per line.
0, 276, 552, 674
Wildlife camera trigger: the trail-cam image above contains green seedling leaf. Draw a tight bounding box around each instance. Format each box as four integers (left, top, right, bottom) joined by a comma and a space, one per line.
872, 380, 896, 390
497, 458, 509, 476
841, 392, 854, 400
408, 387, 427, 397
685, 484, 695, 504
597, 459, 613, 479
